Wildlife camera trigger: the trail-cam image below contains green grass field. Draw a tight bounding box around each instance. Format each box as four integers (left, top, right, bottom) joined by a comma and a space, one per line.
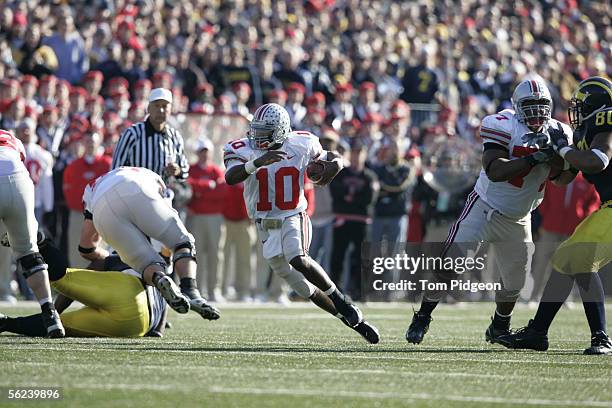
1, 302, 611, 408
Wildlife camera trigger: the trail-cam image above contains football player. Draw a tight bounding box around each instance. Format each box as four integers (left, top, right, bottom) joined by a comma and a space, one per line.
406, 79, 576, 345
0, 128, 64, 338
497, 76, 612, 355
78, 166, 220, 321
224, 103, 380, 343
0, 231, 168, 337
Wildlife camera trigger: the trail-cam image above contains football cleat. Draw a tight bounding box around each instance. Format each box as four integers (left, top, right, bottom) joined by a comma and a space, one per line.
155, 275, 190, 314
41, 304, 65, 339
342, 318, 380, 344
337, 301, 363, 328
584, 331, 612, 355
405, 311, 432, 344
485, 318, 512, 345
495, 320, 548, 351
188, 297, 220, 320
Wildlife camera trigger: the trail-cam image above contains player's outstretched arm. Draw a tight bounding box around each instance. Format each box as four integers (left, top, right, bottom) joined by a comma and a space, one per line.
483, 147, 554, 182
225, 150, 286, 185
561, 132, 611, 174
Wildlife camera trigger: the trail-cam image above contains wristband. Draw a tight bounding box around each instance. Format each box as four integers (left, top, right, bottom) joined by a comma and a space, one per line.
78, 245, 96, 254
559, 146, 572, 159
245, 160, 258, 174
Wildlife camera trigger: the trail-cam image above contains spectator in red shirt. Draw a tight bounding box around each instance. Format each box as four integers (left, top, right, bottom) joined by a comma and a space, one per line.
529, 174, 600, 303
222, 182, 255, 302
62, 129, 111, 267
187, 138, 227, 302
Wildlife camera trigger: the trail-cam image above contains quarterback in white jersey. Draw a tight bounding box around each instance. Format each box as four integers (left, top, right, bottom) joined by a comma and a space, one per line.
407, 78, 576, 346
225, 103, 379, 343
0, 128, 64, 338
79, 166, 220, 321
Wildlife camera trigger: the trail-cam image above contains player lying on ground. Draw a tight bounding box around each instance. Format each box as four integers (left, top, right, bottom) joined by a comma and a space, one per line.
79, 166, 219, 321
0, 129, 64, 338
497, 76, 612, 355
224, 103, 379, 344
406, 78, 576, 346
0, 232, 169, 337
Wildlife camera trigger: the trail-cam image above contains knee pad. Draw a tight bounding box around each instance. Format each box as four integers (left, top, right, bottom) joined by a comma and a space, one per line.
495, 289, 521, 304
269, 256, 315, 298
18, 252, 47, 278
173, 241, 196, 266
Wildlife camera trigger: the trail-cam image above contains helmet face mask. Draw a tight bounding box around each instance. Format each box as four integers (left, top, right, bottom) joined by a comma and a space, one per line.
249, 103, 291, 150
568, 76, 612, 129
512, 79, 552, 132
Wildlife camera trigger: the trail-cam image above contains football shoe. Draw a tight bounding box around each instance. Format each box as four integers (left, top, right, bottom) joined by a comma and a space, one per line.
485, 318, 512, 345
405, 311, 432, 344
41, 304, 65, 338
495, 320, 548, 351
584, 331, 612, 355
155, 275, 190, 314
342, 318, 380, 344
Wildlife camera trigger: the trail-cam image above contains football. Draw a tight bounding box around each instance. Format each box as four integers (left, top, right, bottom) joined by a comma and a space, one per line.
307, 160, 326, 182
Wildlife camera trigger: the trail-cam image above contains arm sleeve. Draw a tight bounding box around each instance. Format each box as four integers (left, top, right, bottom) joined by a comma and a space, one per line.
479, 115, 512, 149
112, 127, 134, 169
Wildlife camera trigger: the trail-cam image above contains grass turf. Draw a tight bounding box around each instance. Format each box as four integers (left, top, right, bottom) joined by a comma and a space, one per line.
0, 303, 611, 408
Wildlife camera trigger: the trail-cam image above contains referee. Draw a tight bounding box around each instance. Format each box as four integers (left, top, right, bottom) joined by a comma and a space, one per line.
112, 88, 189, 181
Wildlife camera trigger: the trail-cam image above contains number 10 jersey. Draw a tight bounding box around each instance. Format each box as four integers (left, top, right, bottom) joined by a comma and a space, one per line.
223, 131, 324, 220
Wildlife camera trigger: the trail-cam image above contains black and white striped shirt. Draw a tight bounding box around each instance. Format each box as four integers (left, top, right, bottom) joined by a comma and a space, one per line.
111, 118, 189, 180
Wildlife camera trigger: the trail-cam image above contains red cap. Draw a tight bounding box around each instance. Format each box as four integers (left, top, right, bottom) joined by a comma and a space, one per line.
24, 105, 38, 119
287, 82, 306, 93
363, 112, 383, 124
269, 89, 287, 99
306, 107, 326, 120
2, 78, 20, 88
135, 78, 152, 90
109, 77, 129, 89
13, 12, 27, 27
21, 75, 38, 86
359, 81, 376, 91
305, 92, 325, 106
335, 83, 353, 93
84, 70, 104, 81
40, 75, 58, 85
201, 24, 215, 35
69, 86, 88, 98
110, 89, 128, 99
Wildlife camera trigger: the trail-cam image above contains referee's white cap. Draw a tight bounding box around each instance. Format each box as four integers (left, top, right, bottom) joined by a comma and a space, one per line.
148, 88, 173, 104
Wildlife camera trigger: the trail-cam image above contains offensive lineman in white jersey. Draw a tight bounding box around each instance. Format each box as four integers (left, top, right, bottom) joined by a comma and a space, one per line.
78, 166, 220, 321
406, 79, 576, 345
224, 103, 379, 343
0, 129, 64, 337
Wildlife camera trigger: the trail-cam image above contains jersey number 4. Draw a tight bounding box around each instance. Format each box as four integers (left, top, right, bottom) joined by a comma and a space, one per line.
256, 167, 300, 211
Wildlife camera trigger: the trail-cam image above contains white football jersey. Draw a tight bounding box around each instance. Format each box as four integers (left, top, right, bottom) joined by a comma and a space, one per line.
83, 166, 165, 214
0, 129, 27, 177
223, 131, 324, 219
474, 109, 573, 219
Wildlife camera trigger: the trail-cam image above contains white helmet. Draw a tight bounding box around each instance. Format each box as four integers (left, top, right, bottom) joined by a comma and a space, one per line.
249, 103, 291, 149
511, 78, 552, 131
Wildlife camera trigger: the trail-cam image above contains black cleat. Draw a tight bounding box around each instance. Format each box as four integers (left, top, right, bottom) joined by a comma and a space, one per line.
584, 331, 612, 355
485, 319, 512, 345
182, 289, 220, 320
406, 311, 432, 344
41, 305, 65, 338
342, 318, 380, 344
496, 320, 548, 351
155, 276, 190, 314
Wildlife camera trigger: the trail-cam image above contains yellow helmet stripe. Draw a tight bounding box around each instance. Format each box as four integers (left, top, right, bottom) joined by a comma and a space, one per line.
575, 80, 612, 101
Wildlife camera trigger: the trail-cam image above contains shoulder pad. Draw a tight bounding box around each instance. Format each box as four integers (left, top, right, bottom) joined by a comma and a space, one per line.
223, 138, 250, 166
479, 113, 513, 147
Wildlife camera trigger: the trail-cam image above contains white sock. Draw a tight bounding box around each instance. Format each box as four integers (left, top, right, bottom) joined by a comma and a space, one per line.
39, 297, 53, 307
323, 283, 336, 296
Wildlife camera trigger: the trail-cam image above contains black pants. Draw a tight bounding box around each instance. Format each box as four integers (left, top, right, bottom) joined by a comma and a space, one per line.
330, 220, 367, 301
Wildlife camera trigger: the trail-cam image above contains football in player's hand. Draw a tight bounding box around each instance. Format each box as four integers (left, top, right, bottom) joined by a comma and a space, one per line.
307, 161, 326, 182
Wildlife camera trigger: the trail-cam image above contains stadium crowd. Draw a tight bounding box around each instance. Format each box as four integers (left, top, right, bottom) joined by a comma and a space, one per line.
0, 0, 610, 303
